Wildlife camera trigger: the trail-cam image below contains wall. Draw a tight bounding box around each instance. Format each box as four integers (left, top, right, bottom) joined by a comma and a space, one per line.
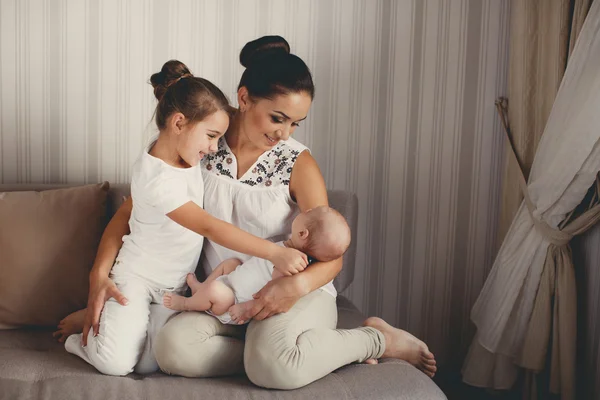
0, 0, 510, 369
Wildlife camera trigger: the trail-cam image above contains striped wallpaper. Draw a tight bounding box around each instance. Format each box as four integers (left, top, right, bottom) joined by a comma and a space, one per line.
0, 0, 510, 370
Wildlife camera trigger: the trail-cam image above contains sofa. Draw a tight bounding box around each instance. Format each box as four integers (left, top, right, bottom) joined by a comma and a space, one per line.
0, 183, 447, 400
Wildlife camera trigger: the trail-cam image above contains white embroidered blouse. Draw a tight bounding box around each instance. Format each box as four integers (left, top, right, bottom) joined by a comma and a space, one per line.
199, 136, 337, 298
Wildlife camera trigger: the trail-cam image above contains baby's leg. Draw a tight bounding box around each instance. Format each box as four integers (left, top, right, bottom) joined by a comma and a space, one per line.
272, 269, 284, 280
65, 278, 151, 376
185, 258, 242, 296
164, 280, 235, 315
206, 258, 243, 282
229, 267, 280, 324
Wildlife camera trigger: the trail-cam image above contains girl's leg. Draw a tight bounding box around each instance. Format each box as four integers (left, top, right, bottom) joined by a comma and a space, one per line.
154, 311, 246, 377
65, 277, 152, 376
53, 308, 86, 343
134, 302, 179, 374
244, 290, 385, 390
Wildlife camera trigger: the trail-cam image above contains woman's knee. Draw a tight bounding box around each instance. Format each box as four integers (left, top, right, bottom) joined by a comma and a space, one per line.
154, 312, 245, 377
245, 345, 306, 390
154, 315, 197, 375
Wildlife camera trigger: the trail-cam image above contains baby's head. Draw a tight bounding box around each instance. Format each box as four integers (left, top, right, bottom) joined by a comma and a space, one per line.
290, 206, 351, 262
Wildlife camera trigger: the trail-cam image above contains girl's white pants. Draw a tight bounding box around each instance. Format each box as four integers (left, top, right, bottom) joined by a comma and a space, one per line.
65, 272, 180, 376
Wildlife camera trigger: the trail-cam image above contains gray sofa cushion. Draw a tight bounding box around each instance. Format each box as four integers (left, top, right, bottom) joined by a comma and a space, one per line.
0, 296, 446, 400
0, 183, 109, 328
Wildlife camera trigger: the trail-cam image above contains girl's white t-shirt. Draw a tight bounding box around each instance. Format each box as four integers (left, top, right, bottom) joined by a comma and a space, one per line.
200, 137, 337, 298
114, 144, 205, 289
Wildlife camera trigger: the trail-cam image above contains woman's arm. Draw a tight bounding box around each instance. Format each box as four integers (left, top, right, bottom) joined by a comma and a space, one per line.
82, 197, 132, 345
288, 151, 343, 291
244, 151, 343, 321
167, 203, 307, 274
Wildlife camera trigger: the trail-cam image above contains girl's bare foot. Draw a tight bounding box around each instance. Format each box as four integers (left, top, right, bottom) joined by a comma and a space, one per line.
52, 308, 86, 343
163, 292, 188, 311
363, 316, 437, 378
186, 273, 202, 295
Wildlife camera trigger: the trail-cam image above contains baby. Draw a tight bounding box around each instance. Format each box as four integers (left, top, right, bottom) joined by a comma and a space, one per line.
163, 205, 351, 324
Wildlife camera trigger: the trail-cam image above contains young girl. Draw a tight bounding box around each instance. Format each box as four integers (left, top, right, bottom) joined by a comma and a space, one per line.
64, 60, 308, 376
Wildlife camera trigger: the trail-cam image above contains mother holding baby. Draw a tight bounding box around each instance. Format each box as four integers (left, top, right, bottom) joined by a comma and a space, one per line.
58, 35, 436, 389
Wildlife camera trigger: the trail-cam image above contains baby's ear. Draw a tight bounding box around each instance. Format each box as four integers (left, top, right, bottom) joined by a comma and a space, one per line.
299, 229, 310, 240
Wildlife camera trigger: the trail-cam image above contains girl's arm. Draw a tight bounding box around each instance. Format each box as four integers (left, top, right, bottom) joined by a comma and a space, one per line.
167, 204, 307, 274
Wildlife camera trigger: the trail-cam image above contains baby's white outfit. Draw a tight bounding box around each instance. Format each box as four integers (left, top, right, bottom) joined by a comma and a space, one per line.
211, 242, 284, 324
65, 144, 204, 376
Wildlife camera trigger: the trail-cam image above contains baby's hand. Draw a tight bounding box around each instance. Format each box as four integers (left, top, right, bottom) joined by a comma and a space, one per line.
270, 247, 308, 276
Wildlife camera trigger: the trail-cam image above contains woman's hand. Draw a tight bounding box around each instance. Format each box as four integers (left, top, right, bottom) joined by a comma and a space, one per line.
233, 275, 310, 323
81, 273, 128, 346
269, 247, 308, 276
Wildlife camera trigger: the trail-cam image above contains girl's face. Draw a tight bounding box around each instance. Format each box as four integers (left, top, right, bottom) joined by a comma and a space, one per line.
238, 89, 312, 151
177, 110, 229, 167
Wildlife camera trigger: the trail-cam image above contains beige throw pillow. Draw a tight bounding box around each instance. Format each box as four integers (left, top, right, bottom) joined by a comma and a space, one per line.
0, 183, 109, 327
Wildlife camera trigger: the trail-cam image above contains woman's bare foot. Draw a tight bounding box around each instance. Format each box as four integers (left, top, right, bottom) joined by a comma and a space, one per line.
186, 273, 202, 295
363, 316, 437, 378
163, 292, 188, 311
52, 308, 86, 343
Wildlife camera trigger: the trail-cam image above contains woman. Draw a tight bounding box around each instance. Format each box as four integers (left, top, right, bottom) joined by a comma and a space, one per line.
55, 36, 437, 389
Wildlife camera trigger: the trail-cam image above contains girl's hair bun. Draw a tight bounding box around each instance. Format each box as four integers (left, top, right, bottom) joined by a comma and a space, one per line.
150, 60, 192, 101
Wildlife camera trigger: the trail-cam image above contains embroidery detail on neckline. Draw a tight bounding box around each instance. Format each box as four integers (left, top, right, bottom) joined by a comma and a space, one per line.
202, 137, 302, 187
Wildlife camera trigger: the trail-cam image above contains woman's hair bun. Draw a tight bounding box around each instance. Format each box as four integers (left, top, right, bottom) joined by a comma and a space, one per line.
150, 60, 192, 101
239, 35, 290, 69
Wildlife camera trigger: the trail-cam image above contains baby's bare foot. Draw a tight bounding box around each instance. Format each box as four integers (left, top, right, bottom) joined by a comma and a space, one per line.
363, 317, 437, 378
163, 292, 188, 311
186, 273, 202, 295
52, 308, 86, 343
228, 302, 257, 324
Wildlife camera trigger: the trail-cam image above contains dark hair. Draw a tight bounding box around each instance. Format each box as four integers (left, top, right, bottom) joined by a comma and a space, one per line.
150, 60, 231, 130
238, 36, 315, 101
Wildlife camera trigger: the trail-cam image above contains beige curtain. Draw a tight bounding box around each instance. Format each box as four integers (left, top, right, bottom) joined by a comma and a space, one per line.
518, 176, 600, 400
496, 100, 600, 399
497, 0, 594, 249
491, 1, 596, 399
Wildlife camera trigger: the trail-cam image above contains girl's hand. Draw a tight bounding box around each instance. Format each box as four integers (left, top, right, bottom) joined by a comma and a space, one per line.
81, 274, 128, 346
234, 275, 310, 322
269, 247, 308, 276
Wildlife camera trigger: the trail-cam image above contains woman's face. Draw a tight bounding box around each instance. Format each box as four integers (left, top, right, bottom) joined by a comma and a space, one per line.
238, 89, 312, 151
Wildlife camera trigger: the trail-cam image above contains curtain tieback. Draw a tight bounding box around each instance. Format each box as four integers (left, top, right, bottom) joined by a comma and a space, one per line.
495, 98, 572, 247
